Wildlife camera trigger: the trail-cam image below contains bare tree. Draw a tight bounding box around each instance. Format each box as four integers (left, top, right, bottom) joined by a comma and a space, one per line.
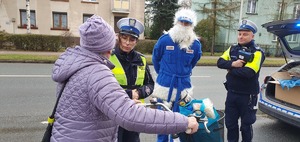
145, 0, 180, 39
194, 0, 240, 55
274, 0, 294, 57
178, 0, 192, 8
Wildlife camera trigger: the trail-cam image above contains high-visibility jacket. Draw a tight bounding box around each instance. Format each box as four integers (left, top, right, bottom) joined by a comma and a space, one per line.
110, 54, 146, 87
110, 54, 147, 102
217, 40, 265, 94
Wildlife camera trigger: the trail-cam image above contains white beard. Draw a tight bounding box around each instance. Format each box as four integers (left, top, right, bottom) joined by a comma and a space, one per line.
168, 24, 197, 50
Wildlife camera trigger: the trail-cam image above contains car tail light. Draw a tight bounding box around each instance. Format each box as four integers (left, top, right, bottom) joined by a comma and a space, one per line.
263, 76, 272, 84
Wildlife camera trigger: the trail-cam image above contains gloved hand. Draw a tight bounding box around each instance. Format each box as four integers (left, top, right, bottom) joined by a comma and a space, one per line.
203, 98, 216, 119
179, 87, 194, 106
163, 101, 173, 109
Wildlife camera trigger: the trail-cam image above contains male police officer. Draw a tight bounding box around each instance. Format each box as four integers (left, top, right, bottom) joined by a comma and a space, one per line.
217, 19, 265, 142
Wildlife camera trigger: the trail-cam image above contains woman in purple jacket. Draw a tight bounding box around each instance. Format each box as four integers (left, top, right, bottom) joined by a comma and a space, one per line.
50, 15, 198, 142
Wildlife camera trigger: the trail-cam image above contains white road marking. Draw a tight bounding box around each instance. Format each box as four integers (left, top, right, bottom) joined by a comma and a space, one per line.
191, 76, 210, 78
0, 75, 51, 77
41, 121, 49, 124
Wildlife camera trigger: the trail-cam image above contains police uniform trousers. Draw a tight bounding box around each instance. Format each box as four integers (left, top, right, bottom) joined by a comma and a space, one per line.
118, 126, 140, 142
225, 91, 257, 142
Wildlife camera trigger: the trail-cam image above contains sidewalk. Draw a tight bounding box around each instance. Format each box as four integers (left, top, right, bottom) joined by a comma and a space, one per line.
0, 50, 63, 56
0, 50, 285, 61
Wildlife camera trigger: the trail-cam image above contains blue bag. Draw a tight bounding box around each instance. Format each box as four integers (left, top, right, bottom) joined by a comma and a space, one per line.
178, 99, 224, 142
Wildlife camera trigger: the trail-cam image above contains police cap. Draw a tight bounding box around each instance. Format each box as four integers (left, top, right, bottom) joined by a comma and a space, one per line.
117, 18, 144, 38
238, 19, 257, 34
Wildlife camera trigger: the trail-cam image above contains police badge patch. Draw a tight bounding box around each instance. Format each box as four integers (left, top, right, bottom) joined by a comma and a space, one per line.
242, 19, 247, 25
129, 18, 136, 26
242, 20, 247, 28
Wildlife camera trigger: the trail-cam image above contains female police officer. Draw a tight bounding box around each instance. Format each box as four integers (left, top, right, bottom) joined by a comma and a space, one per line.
217, 19, 265, 142
109, 17, 154, 142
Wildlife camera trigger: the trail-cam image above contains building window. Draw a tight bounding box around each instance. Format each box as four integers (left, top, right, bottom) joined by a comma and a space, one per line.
246, 0, 257, 14
274, 35, 297, 42
272, 35, 277, 41
51, 0, 69, 2
52, 12, 68, 30
81, 0, 98, 3
19, 9, 37, 28
294, 4, 300, 19
287, 34, 297, 42
114, 16, 125, 33
83, 14, 93, 23
113, 0, 130, 11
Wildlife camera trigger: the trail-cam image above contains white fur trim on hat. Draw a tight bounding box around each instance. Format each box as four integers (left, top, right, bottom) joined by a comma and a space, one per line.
174, 8, 197, 27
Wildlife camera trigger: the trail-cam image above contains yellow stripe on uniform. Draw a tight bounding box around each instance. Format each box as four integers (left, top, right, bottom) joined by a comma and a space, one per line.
110, 55, 127, 85
110, 54, 146, 103
48, 117, 54, 124
245, 51, 263, 73
220, 47, 231, 61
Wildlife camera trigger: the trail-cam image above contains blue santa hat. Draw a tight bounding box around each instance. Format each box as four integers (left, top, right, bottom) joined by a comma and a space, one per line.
174, 8, 197, 27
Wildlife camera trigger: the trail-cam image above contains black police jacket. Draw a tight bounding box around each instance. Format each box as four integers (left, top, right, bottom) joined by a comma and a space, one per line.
112, 46, 154, 99
217, 40, 265, 94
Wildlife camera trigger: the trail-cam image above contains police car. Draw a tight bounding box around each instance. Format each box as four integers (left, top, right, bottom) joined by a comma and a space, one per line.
259, 19, 300, 128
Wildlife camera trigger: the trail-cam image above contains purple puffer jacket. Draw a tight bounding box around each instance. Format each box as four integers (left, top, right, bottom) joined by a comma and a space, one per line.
50, 46, 188, 142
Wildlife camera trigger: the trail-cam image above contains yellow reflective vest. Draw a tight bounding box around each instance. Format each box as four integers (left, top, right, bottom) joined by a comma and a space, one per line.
110, 54, 146, 102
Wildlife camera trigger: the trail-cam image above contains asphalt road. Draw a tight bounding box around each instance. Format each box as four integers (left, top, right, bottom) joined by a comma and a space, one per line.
1, 63, 300, 142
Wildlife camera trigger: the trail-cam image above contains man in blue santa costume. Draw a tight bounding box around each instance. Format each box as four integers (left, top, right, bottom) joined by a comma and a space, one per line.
151, 8, 202, 142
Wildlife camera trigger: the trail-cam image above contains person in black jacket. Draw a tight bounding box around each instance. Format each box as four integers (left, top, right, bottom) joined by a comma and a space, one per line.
217, 19, 265, 142
109, 17, 154, 142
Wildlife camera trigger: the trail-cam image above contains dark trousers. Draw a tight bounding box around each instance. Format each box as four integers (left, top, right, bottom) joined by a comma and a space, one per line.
156, 98, 178, 142
225, 91, 257, 142
118, 127, 140, 142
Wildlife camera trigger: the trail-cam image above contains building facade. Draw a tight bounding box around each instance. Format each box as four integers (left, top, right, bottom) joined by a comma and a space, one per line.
192, 0, 300, 54
0, 0, 145, 38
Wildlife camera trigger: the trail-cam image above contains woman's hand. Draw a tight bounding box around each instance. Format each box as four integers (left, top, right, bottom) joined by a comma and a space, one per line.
132, 89, 139, 99
132, 89, 141, 104
186, 117, 199, 134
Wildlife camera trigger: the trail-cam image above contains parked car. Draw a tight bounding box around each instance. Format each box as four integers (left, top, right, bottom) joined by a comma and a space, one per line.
259, 19, 300, 128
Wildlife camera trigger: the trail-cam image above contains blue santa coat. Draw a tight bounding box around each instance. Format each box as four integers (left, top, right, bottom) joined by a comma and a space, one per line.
152, 33, 202, 96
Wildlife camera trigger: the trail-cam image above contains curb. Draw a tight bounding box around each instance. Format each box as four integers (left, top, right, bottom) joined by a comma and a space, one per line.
0, 60, 55, 64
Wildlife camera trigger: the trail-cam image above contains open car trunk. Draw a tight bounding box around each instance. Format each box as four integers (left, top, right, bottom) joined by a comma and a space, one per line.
265, 61, 300, 108
259, 19, 300, 128
262, 19, 300, 62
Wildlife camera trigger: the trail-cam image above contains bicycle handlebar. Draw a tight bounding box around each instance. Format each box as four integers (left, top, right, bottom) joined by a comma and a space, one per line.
140, 98, 211, 134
